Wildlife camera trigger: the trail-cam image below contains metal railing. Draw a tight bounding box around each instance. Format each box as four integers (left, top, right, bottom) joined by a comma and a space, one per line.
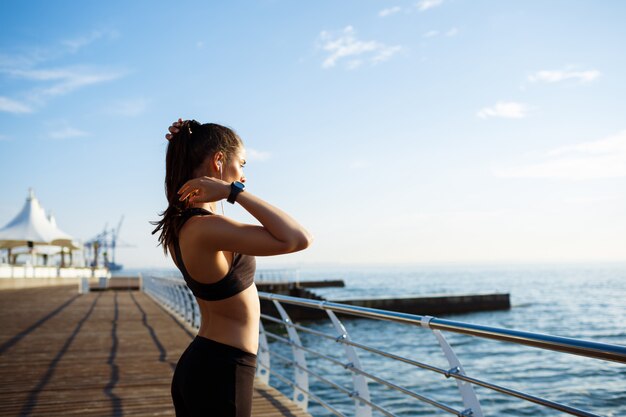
142, 276, 626, 417
142, 275, 201, 329
258, 292, 626, 417
0, 263, 110, 279
255, 268, 300, 283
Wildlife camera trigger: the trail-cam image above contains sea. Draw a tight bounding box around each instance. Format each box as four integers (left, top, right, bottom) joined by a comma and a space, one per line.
127, 263, 626, 416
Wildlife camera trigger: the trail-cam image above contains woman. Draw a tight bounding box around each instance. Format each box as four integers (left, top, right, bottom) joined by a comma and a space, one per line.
152, 119, 312, 417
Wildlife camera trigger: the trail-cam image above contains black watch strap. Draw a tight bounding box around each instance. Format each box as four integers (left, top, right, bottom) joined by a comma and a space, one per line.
227, 181, 245, 204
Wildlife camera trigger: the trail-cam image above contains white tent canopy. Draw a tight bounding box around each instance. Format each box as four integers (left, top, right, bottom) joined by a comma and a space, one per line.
0, 189, 80, 250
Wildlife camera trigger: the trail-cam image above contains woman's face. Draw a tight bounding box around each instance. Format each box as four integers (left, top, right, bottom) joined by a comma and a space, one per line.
223, 147, 247, 184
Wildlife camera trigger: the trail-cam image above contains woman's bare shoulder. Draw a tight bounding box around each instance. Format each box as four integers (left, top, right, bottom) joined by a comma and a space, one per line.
180, 214, 224, 239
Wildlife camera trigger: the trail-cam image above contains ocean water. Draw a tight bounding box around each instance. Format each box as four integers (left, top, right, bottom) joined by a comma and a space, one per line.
134, 263, 626, 416
266, 264, 626, 416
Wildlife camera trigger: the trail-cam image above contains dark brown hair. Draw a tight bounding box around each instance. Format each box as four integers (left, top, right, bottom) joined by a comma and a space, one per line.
151, 120, 243, 254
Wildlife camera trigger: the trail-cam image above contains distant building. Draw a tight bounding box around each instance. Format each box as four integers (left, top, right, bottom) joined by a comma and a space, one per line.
0, 189, 108, 280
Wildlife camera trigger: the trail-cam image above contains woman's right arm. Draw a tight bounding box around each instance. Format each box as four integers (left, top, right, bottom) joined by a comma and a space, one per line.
236, 190, 313, 252
179, 178, 313, 256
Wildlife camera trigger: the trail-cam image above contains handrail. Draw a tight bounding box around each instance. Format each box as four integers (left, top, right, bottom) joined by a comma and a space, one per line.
259, 292, 626, 364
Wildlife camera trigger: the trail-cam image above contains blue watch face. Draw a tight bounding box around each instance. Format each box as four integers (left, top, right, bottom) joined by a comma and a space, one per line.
233, 181, 245, 190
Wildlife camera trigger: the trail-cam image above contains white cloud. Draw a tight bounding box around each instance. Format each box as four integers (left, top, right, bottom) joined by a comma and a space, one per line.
107, 98, 149, 117
349, 159, 370, 169
0, 31, 124, 113
477, 101, 528, 119
48, 125, 89, 140
548, 132, 626, 156
346, 60, 363, 70
0, 30, 118, 72
495, 130, 626, 180
246, 148, 271, 162
380, 2, 444, 17
379, 6, 402, 17
8, 68, 76, 81
318, 26, 402, 69
423, 30, 439, 38
62, 30, 110, 53
417, 0, 443, 12
528, 69, 601, 83
61, 29, 118, 54
0, 52, 38, 72
5, 66, 125, 104
371, 45, 402, 63
37, 68, 124, 97
563, 195, 619, 205
423, 28, 458, 39
0, 96, 33, 114
445, 27, 459, 37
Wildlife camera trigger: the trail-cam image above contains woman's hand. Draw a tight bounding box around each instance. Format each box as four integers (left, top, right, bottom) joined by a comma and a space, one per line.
178, 176, 230, 205
165, 118, 183, 141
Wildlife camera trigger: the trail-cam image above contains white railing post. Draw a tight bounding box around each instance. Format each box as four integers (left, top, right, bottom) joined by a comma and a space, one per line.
174, 285, 185, 319
272, 300, 309, 411
167, 285, 176, 310
326, 310, 373, 417
78, 277, 90, 294
421, 316, 483, 417
257, 320, 271, 384
182, 286, 192, 326
176, 285, 185, 319
190, 287, 201, 328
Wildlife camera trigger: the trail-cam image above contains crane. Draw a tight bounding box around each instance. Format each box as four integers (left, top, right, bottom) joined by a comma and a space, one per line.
85, 215, 131, 271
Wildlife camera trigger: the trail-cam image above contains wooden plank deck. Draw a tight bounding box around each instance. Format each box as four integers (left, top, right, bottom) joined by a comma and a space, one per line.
0, 285, 311, 417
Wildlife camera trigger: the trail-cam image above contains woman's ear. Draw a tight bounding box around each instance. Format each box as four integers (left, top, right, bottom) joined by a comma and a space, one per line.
213, 152, 224, 172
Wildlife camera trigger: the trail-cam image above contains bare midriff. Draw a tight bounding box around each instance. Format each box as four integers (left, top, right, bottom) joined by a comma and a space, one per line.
195, 284, 260, 354
168, 235, 260, 355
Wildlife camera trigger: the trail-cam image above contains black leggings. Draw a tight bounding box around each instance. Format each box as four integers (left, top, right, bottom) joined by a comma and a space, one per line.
171, 336, 257, 417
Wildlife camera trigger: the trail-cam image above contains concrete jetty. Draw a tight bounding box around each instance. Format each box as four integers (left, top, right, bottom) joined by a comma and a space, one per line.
337, 293, 511, 315
257, 281, 511, 321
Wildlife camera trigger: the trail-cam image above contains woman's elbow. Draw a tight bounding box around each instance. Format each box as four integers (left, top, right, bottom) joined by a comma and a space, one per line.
300, 231, 314, 250
289, 230, 313, 253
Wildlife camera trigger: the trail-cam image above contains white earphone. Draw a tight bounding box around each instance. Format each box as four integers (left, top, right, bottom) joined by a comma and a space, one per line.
217, 160, 225, 215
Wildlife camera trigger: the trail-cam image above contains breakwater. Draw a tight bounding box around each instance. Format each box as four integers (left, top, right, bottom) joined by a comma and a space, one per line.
256, 280, 510, 320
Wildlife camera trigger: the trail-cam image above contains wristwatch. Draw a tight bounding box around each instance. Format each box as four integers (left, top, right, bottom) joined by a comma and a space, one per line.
227, 181, 245, 204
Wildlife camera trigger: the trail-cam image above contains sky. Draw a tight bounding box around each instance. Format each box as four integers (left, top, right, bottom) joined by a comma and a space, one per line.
0, 0, 625, 269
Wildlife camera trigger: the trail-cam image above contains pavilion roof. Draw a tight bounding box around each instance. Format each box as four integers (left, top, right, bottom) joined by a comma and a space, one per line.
0, 189, 80, 249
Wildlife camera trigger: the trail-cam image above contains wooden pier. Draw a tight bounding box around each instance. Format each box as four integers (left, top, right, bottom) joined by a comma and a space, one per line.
0, 284, 310, 417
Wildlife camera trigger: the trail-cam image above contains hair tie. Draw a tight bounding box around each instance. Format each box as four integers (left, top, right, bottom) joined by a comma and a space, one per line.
167, 119, 199, 142
186, 119, 200, 136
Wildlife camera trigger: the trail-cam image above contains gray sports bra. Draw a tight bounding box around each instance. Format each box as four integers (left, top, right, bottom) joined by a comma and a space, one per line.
173, 208, 255, 301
